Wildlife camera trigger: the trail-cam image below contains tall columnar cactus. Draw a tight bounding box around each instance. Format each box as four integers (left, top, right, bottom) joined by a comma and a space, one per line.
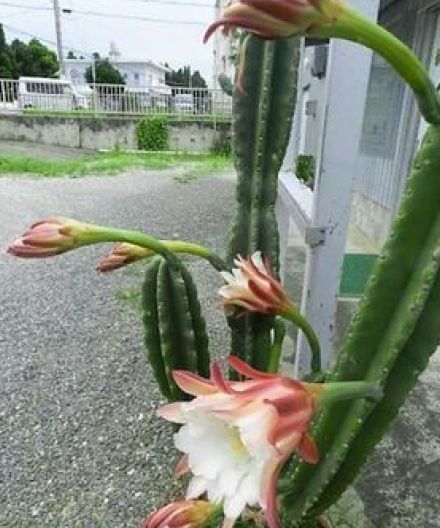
227, 36, 300, 372
281, 124, 440, 524
142, 255, 210, 401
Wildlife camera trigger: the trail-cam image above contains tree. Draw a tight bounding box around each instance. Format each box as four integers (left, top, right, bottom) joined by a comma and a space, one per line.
191, 70, 207, 89
9, 38, 58, 77
165, 65, 207, 88
0, 24, 14, 78
85, 58, 124, 85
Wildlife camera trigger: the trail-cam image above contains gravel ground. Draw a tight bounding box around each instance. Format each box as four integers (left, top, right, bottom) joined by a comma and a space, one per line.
0, 140, 86, 159
0, 169, 235, 527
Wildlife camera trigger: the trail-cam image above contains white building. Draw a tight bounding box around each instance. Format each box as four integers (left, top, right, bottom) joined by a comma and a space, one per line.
64, 42, 170, 95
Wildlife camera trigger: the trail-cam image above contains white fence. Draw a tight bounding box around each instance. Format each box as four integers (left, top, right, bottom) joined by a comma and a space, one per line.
0, 78, 232, 119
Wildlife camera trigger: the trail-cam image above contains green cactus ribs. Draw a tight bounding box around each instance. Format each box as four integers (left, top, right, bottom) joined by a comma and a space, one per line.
141, 256, 210, 401
281, 125, 440, 524
227, 35, 300, 371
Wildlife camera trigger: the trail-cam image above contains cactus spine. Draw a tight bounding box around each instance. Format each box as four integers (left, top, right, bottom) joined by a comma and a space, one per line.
280, 124, 440, 523
227, 35, 300, 372
142, 256, 210, 401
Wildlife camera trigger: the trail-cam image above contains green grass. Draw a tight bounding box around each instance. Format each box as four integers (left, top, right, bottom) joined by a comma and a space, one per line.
0, 150, 232, 178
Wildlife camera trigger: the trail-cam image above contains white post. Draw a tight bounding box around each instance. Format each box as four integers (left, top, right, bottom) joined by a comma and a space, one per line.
296, 0, 381, 375
53, 0, 65, 77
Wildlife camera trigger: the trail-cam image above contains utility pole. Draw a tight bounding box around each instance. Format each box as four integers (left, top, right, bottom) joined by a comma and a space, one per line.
53, 0, 65, 77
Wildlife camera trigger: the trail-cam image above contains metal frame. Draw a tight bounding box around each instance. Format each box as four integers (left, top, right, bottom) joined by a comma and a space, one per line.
277, 0, 381, 374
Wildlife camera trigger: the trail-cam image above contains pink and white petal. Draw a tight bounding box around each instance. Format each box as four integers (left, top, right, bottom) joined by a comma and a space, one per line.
216, 462, 250, 500
210, 363, 233, 394
224, 298, 263, 312
223, 492, 248, 520
175, 454, 190, 477
186, 475, 209, 499
234, 463, 262, 507
248, 279, 279, 306
268, 419, 306, 454
227, 356, 276, 380
146, 502, 178, 528
157, 402, 186, 424
236, 402, 279, 456
222, 517, 237, 528
296, 433, 320, 464
172, 370, 217, 396
231, 268, 249, 287
220, 271, 237, 285
250, 251, 266, 273
260, 458, 284, 528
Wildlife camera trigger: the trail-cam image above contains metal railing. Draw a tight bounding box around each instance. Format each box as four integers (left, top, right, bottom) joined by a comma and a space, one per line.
0, 79, 233, 119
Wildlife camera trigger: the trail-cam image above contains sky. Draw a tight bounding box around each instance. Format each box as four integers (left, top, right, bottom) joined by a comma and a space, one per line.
1, 0, 217, 86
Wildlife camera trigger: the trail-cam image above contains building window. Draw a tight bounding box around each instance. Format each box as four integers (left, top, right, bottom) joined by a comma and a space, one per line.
134, 72, 140, 81
123, 73, 128, 80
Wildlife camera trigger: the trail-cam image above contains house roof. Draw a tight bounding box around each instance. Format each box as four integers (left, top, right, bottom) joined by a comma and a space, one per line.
64, 58, 169, 73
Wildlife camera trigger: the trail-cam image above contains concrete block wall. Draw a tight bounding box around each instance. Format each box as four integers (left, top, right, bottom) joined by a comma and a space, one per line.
0, 114, 231, 153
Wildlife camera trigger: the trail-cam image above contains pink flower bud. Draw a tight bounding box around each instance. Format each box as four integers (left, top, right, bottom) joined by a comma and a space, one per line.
204, 0, 343, 42
97, 243, 152, 272
7, 217, 90, 259
141, 500, 216, 528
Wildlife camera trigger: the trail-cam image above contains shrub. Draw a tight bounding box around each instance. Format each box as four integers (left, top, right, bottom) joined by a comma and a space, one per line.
136, 116, 169, 151
295, 154, 315, 185
210, 135, 231, 156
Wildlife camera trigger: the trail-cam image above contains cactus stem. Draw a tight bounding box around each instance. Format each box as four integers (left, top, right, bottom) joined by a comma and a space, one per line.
280, 306, 321, 374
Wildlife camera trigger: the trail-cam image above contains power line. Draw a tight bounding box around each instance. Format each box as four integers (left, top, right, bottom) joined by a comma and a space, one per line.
0, 1, 212, 22
64, 8, 208, 25
92, 0, 214, 8
2, 22, 93, 57
0, 1, 50, 11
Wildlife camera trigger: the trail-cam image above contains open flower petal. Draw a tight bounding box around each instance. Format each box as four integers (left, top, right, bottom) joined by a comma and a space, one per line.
158, 359, 321, 527
219, 251, 293, 315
